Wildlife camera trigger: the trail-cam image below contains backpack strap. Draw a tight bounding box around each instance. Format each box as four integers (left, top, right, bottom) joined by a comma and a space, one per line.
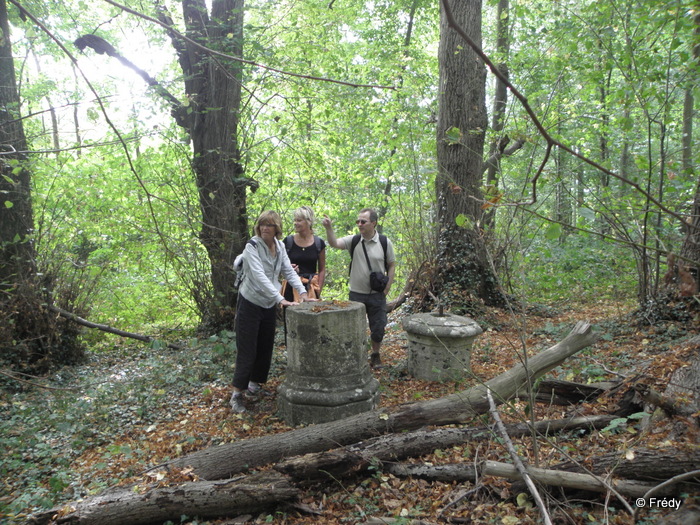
379, 234, 388, 271
234, 239, 258, 287
349, 234, 362, 274
285, 235, 322, 254
349, 234, 387, 274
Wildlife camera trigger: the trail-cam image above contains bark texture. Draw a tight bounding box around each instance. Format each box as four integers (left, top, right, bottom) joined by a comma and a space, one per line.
435, 0, 506, 310
29, 471, 298, 525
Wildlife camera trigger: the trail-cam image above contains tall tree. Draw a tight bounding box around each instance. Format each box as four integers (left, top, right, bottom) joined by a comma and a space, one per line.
0, 0, 81, 369
160, 0, 249, 330
680, 1, 700, 278
78, 0, 251, 330
434, 0, 506, 311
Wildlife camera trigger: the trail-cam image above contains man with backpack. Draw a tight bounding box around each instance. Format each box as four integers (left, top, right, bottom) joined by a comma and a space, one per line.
322, 208, 396, 369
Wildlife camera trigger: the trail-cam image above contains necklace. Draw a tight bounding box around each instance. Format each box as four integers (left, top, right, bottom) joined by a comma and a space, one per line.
297, 233, 313, 251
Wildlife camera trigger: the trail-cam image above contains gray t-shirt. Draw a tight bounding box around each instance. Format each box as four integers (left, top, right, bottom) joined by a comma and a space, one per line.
338, 232, 395, 294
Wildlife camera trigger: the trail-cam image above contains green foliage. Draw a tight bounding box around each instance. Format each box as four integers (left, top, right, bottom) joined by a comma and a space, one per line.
601, 412, 647, 434
5, 0, 695, 336
0, 334, 236, 520
508, 232, 638, 305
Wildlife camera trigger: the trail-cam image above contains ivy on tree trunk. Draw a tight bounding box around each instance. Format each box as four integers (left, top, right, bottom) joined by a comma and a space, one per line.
435, 0, 506, 311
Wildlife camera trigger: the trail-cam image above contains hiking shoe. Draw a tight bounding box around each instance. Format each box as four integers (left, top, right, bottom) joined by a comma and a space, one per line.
369, 352, 382, 369
244, 386, 272, 401
229, 393, 246, 413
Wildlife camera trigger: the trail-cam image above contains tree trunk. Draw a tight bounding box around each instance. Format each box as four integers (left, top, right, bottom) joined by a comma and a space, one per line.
173, 0, 249, 330
0, 0, 81, 370
435, 0, 507, 311
482, 460, 690, 499
550, 447, 700, 482
159, 321, 597, 480
77, 1, 250, 331
483, 0, 509, 229
0, 0, 35, 289
679, 5, 700, 277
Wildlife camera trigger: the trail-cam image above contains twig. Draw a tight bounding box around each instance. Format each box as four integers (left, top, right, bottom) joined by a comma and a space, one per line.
633, 469, 700, 521
486, 389, 553, 525
48, 305, 183, 350
0, 369, 81, 390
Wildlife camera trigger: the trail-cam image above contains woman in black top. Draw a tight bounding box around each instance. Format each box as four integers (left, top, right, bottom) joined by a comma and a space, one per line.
283, 206, 326, 300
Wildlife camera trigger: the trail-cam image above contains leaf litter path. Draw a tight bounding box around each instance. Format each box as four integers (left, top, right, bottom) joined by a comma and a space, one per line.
45, 301, 700, 523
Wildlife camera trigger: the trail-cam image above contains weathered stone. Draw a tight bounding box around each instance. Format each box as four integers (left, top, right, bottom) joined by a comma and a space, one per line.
402, 312, 483, 381
278, 301, 380, 426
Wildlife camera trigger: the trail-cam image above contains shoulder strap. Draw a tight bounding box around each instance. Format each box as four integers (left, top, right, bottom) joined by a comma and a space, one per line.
379, 234, 388, 270
349, 234, 361, 274
314, 235, 322, 252
360, 239, 374, 272
349, 234, 388, 273
284, 235, 293, 252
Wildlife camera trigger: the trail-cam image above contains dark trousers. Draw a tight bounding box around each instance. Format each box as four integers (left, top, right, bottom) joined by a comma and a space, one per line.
233, 295, 278, 390
349, 291, 387, 343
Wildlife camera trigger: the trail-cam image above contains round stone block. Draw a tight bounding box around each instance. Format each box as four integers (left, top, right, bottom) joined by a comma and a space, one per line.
278, 300, 380, 426
402, 312, 483, 381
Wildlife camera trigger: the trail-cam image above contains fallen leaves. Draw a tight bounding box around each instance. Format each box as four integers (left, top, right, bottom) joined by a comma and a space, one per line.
7, 301, 699, 525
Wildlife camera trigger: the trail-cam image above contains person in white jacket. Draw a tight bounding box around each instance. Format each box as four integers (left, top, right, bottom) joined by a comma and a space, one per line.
230, 210, 314, 413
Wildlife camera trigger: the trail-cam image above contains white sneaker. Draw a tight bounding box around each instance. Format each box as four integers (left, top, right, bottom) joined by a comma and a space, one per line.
229, 393, 246, 413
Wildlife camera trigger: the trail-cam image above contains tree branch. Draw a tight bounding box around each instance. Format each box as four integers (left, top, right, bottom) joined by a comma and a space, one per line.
101, 0, 396, 91
48, 305, 183, 350
486, 389, 553, 525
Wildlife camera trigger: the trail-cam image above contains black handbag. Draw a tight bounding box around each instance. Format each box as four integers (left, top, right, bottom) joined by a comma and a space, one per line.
361, 240, 389, 292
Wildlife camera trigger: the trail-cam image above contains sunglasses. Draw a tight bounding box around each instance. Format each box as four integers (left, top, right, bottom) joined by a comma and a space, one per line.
356, 219, 370, 225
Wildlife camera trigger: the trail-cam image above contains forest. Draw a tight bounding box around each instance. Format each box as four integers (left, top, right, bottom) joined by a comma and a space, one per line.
1, 0, 699, 523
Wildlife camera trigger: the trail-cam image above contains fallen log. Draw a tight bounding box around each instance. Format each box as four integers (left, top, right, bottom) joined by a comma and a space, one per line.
482, 461, 663, 499
162, 320, 599, 480
28, 471, 298, 525
274, 415, 616, 484
514, 379, 620, 405
549, 447, 700, 482
30, 322, 599, 525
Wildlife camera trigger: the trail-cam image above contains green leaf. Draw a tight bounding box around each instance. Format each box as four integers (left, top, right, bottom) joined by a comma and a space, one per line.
444, 126, 462, 145
544, 223, 562, 240
578, 207, 596, 221
455, 213, 472, 229
4, 200, 13, 208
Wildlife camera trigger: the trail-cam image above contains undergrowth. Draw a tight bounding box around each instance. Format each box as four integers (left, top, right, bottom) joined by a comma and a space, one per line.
0, 331, 238, 522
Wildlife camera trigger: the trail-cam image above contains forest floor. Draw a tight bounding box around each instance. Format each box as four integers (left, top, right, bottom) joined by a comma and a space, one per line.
2, 297, 700, 524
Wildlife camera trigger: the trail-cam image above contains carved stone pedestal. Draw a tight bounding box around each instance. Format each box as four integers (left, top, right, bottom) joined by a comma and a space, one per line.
403, 312, 482, 381
278, 301, 380, 426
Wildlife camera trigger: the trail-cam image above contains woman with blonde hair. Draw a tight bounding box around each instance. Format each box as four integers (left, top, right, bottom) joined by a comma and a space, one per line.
231, 210, 314, 413
282, 206, 326, 301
